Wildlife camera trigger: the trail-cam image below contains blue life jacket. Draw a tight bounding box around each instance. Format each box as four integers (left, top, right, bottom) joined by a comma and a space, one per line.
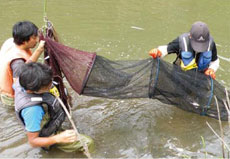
178, 33, 214, 71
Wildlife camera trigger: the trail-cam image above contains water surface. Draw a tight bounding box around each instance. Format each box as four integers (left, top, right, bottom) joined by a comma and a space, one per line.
0, 0, 230, 158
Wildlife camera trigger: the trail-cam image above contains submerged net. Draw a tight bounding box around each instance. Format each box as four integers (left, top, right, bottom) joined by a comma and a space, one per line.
42, 23, 230, 121
84, 56, 229, 120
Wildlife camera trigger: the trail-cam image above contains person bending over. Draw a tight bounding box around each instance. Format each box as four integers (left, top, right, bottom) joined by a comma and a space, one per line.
14, 62, 94, 153
149, 21, 219, 79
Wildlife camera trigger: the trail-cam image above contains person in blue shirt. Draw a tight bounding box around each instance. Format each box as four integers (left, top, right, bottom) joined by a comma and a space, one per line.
14, 62, 93, 152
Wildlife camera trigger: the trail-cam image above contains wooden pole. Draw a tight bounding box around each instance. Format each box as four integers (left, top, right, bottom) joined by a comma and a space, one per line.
56, 97, 92, 158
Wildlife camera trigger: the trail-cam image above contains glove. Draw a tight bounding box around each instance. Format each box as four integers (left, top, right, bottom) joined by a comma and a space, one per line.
149, 48, 162, 59
204, 68, 216, 79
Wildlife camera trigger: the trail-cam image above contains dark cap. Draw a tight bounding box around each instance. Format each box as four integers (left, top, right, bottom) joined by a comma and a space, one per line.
190, 21, 210, 52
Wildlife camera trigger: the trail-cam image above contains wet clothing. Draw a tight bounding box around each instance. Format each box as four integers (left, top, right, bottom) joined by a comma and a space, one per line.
0, 94, 14, 107
56, 133, 94, 153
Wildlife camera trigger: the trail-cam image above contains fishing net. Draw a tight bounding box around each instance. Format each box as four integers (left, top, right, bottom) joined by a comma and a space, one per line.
41, 21, 230, 121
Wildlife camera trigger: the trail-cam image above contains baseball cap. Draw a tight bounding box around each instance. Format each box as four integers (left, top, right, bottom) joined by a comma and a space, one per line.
190, 21, 210, 52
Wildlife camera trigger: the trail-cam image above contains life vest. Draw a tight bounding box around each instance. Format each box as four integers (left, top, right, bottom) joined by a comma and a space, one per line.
178, 33, 214, 71
14, 80, 65, 137
0, 45, 32, 97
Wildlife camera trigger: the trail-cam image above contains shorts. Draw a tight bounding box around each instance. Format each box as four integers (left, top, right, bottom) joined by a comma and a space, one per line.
0, 94, 14, 107
56, 133, 94, 153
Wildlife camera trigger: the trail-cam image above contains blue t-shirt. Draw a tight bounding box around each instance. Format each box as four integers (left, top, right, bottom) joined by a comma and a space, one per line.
21, 105, 45, 132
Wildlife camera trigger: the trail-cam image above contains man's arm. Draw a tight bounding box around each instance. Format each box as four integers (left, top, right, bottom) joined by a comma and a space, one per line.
156, 37, 180, 58
27, 130, 77, 147
149, 37, 180, 58
209, 58, 219, 72
166, 37, 180, 54
21, 106, 77, 147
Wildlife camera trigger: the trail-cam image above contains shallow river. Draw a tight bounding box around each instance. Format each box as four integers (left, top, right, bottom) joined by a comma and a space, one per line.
1, 0, 230, 158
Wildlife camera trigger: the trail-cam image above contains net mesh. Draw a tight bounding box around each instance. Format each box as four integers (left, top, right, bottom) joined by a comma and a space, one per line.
83, 55, 229, 120
44, 38, 96, 94
41, 22, 229, 121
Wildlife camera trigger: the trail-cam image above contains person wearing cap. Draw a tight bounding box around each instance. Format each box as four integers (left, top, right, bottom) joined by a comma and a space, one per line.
149, 21, 219, 79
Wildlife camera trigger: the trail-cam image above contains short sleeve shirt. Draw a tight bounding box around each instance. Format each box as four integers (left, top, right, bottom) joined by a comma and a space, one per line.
21, 105, 45, 132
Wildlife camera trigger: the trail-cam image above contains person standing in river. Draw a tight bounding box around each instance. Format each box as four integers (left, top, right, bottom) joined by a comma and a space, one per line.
149, 21, 219, 79
14, 62, 94, 152
0, 21, 45, 107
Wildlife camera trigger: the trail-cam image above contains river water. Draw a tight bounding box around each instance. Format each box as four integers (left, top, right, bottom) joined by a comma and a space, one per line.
1, 0, 230, 158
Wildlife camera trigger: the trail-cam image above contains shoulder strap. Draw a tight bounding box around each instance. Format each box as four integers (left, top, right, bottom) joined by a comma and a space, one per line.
39, 93, 66, 137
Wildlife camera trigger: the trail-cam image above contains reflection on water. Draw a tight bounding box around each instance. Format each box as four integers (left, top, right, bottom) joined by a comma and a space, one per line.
1, 0, 230, 158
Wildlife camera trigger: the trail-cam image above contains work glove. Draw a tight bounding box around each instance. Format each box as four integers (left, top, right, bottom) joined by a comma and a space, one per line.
204, 68, 216, 79
149, 48, 162, 59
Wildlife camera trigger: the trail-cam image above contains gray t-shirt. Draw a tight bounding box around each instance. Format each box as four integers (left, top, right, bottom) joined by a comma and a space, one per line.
10, 59, 25, 78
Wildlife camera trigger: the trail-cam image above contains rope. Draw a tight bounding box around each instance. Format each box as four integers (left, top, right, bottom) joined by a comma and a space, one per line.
43, 0, 47, 18
42, 0, 54, 34
42, 0, 48, 35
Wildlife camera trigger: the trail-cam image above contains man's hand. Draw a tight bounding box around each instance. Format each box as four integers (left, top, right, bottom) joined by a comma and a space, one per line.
204, 68, 216, 79
54, 130, 77, 143
26, 129, 77, 147
27, 40, 46, 63
37, 40, 45, 52
149, 48, 162, 59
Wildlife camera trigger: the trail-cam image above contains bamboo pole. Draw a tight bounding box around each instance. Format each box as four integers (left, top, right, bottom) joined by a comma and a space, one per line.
56, 96, 92, 159
226, 88, 230, 108
206, 121, 230, 152
224, 88, 230, 129
224, 101, 230, 129
214, 96, 225, 158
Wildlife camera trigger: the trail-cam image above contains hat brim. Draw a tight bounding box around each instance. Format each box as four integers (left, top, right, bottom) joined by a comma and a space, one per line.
190, 39, 209, 52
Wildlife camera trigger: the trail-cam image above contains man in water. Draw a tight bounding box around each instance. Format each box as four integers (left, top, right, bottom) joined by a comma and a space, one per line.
14, 62, 94, 153
0, 21, 45, 106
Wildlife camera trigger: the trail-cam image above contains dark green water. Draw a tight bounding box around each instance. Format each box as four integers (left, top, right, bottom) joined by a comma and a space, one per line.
0, 0, 230, 158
